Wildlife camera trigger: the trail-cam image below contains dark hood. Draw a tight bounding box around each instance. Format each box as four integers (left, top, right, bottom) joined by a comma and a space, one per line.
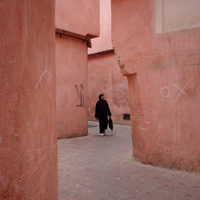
99, 94, 104, 101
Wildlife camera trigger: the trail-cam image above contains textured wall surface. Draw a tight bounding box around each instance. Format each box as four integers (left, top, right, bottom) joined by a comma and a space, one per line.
88, 54, 130, 125
88, 0, 130, 125
55, 0, 100, 37
155, 0, 200, 34
56, 35, 88, 138
55, 0, 100, 138
112, 0, 200, 172
0, 0, 58, 199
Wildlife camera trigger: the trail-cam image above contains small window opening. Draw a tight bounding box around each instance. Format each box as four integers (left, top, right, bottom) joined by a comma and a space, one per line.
123, 114, 130, 120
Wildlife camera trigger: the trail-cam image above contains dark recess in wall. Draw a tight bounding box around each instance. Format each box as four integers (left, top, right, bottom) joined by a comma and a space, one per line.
123, 114, 130, 120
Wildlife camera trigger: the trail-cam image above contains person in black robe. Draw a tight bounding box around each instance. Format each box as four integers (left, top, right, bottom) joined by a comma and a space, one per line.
95, 94, 111, 136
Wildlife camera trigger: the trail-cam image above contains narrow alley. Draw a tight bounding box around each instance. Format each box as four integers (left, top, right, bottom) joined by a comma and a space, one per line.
58, 121, 200, 200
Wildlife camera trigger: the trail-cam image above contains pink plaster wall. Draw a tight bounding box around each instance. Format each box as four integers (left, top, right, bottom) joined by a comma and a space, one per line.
55, 0, 100, 138
88, 0, 130, 125
56, 35, 88, 138
0, 0, 57, 199
56, 0, 100, 38
88, 54, 130, 125
88, 0, 112, 54
112, 0, 200, 172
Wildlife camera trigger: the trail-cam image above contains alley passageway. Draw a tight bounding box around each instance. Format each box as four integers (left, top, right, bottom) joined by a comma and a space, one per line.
58, 122, 200, 200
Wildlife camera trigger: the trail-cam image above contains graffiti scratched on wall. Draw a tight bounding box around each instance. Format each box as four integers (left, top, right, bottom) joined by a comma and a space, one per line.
75, 85, 84, 107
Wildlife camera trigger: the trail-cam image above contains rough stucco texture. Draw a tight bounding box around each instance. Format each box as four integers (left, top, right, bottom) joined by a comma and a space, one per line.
0, 1, 58, 199
88, 54, 130, 125
55, 0, 100, 38
56, 35, 88, 138
112, 0, 200, 172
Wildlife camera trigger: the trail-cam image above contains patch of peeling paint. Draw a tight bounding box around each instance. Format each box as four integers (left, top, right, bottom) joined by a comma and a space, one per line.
112, 41, 124, 68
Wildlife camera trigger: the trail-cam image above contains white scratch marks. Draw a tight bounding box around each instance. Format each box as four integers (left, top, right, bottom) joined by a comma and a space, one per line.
139, 119, 149, 131
173, 79, 192, 102
160, 87, 170, 98
37, 146, 44, 152
30, 170, 48, 195
196, 85, 200, 95
35, 69, 52, 90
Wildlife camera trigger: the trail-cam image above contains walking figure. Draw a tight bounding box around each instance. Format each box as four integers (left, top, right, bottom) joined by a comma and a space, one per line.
95, 94, 112, 136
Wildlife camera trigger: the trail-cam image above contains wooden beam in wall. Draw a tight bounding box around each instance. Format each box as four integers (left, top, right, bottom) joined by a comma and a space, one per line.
55, 28, 92, 48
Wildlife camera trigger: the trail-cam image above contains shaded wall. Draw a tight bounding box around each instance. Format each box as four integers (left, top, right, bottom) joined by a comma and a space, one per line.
56, 35, 88, 138
56, 0, 100, 138
112, 0, 200, 172
0, 1, 57, 199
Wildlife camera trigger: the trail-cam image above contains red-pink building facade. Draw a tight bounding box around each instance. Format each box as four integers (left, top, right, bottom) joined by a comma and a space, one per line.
56, 0, 100, 138
112, 0, 200, 172
0, 1, 58, 199
88, 0, 131, 125
88, 54, 130, 125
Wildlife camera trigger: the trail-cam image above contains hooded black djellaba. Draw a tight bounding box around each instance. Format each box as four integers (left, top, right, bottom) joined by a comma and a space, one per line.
95, 94, 111, 133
